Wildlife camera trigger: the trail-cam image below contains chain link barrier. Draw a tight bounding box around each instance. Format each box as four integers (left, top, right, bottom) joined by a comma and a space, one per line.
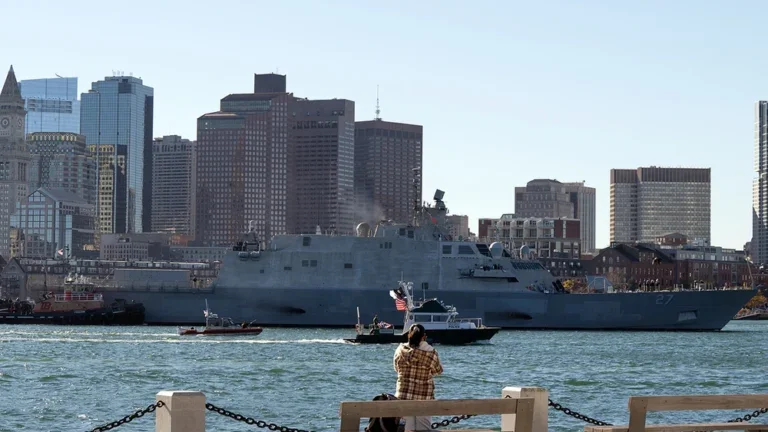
87, 395, 768, 432
548, 398, 613, 426
88, 401, 165, 432
727, 407, 768, 423
205, 402, 313, 432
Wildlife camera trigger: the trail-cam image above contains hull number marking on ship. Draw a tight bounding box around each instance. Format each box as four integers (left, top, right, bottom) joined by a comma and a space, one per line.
656, 294, 674, 305
40, 302, 51, 311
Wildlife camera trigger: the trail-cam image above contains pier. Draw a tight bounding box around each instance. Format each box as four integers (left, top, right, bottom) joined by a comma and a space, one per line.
89, 387, 768, 432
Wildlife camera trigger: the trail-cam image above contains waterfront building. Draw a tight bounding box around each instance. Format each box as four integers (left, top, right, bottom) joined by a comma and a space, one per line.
610, 167, 710, 245
151, 135, 196, 237
0, 66, 32, 259
80, 76, 154, 233
19, 77, 80, 134
486, 214, 581, 259
88, 144, 127, 238
196, 90, 291, 246
514, 179, 596, 253
28, 132, 95, 204
754, 101, 768, 265
446, 214, 470, 240
11, 188, 95, 259
289, 98, 356, 235
354, 119, 422, 225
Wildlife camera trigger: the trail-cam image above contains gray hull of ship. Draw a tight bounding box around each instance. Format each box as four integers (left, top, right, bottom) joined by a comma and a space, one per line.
103, 286, 755, 331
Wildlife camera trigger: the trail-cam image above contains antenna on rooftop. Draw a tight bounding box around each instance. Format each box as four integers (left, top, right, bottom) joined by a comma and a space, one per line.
375, 85, 381, 120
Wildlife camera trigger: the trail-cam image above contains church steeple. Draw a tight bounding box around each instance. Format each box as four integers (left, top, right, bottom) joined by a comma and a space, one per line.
0, 65, 22, 103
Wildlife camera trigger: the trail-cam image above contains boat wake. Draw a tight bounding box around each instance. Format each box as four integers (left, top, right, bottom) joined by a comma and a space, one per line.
0, 336, 348, 344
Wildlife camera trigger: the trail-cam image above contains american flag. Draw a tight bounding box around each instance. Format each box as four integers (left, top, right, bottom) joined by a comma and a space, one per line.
395, 298, 407, 311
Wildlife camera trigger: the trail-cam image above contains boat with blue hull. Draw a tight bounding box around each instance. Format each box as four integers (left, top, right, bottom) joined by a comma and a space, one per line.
98, 190, 754, 331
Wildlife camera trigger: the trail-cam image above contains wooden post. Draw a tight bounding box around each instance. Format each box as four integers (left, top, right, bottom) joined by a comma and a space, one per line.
502, 387, 549, 432
156, 391, 206, 432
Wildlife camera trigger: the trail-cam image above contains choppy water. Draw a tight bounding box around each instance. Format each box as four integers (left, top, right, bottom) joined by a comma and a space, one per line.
1, 321, 767, 432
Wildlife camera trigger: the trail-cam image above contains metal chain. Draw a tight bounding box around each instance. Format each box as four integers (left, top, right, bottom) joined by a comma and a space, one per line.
728, 407, 768, 423
548, 398, 613, 426
88, 401, 165, 432
431, 414, 474, 429
205, 402, 314, 432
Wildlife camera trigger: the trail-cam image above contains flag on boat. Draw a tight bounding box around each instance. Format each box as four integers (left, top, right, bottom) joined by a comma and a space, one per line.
378, 321, 393, 329
203, 309, 208, 317
56, 249, 64, 256
395, 298, 407, 311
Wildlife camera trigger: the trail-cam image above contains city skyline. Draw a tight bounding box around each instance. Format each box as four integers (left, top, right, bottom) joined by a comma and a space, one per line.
4, 1, 766, 250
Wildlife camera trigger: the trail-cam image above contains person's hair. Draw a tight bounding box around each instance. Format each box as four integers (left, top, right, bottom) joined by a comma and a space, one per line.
407, 324, 425, 348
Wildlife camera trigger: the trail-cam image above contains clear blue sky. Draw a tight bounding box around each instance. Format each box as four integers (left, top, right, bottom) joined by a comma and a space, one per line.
3, 0, 763, 250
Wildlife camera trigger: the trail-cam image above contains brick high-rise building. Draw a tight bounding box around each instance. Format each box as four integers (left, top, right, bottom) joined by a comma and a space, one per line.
196, 92, 291, 246
610, 167, 710, 245
289, 98, 355, 235
354, 119, 422, 225
151, 135, 196, 237
0, 66, 32, 259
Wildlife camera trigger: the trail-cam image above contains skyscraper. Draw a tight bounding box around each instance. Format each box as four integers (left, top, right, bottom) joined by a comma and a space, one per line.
151, 135, 196, 236
80, 76, 154, 234
754, 101, 768, 264
196, 92, 291, 246
89, 144, 127, 238
610, 167, 710, 244
289, 98, 356, 235
354, 119, 423, 225
513, 179, 597, 253
28, 132, 96, 204
0, 66, 32, 258
19, 77, 80, 134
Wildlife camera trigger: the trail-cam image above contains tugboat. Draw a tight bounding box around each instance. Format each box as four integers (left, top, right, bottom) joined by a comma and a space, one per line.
345, 280, 501, 345
178, 300, 263, 336
0, 273, 145, 325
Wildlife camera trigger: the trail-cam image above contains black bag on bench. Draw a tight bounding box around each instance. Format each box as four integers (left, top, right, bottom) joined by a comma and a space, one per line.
364, 393, 404, 432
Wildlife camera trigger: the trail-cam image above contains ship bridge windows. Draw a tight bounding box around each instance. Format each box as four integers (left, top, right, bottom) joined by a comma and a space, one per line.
442, 245, 452, 254
301, 260, 319, 268
399, 228, 406, 236
380, 242, 393, 249
408, 230, 414, 239
344, 263, 353, 269
458, 245, 475, 255
475, 244, 492, 257
302, 237, 311, 247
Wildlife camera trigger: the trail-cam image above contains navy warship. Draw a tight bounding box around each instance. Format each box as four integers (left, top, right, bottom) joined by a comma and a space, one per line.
100, 190, 754, 330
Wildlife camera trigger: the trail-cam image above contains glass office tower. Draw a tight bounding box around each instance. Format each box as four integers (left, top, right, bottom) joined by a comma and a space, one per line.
19, 77, 80, 134
80, 76, 153, 234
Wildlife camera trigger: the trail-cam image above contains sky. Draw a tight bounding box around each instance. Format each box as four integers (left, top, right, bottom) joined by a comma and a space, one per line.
2, 0, 765, 250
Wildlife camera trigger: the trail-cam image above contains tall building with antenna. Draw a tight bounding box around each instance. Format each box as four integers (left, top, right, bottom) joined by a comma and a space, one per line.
354, 89, 423, 225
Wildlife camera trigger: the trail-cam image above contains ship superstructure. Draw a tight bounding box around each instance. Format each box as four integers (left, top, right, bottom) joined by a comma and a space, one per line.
98, 190, 755, 330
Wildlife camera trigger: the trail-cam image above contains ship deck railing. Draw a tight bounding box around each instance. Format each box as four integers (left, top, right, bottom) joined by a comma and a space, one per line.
54, 293, 102, 302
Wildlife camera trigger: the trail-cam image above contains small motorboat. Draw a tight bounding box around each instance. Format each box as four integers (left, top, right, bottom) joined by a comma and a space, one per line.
178, 301, 263, 336
344, 280, 500, 345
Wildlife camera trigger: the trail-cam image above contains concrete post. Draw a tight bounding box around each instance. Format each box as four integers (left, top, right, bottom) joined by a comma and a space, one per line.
156, 391, 206, 432
501, 386, 549, 432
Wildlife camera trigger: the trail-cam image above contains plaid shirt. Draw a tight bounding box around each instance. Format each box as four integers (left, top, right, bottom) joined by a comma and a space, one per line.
393, 343, 443, 400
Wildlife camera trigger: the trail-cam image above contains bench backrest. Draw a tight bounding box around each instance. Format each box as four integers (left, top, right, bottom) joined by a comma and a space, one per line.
339, 397, 535, 432
628, 394, 768, 432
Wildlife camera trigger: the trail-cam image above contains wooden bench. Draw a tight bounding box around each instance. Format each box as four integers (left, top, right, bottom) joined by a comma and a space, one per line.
339, 397, 535, 432
584, 394, 768, 432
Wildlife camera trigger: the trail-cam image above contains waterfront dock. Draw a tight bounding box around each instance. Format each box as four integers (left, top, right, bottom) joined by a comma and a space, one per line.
90, 387, 768, 432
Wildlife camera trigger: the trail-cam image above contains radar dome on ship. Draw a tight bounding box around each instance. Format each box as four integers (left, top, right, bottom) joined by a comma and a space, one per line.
356, 222, 371, 237
489, 242, 504, 259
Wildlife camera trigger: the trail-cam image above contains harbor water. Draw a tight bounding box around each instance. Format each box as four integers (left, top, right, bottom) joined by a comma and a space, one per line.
1, 321, 767, 432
